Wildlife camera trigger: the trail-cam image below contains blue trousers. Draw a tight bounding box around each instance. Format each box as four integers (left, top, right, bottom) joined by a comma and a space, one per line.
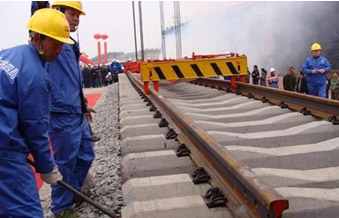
0, 156, 43, 218
308, 83, 327, 98
49, 113, 94, 214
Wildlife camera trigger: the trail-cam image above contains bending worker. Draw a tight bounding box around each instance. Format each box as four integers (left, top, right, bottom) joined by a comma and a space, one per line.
0, 9, 72, 217
302, 43, 331, 98
46, 1, 95, 217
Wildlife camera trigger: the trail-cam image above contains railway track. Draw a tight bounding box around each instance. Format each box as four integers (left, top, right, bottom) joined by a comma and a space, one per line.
119, 73, 339, 218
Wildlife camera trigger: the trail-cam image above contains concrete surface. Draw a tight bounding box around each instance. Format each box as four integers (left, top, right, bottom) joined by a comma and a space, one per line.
121, 150, 196, 183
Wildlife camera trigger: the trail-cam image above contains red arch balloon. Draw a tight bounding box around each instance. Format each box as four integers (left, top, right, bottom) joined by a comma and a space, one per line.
101, 34, 108, 40
94, 34, 101, 40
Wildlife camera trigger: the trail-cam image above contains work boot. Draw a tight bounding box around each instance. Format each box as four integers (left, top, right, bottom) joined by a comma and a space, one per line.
55, 209, 79, 218
91, 133, 101, 142
73, 190, 92, 208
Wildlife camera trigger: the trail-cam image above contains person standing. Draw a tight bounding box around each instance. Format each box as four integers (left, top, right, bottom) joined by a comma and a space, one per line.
252, 65, 260, 85
46, 2, 95, 217
0, 8, 72, 217
91, 65, 98, 87
330, 72, 339, 100
260, 68, 267, 86
283, 67, 297, 91
31, 1, 50, 15
101, 64, 109, 86
267, 67, 279, 88
97, 65, 103, 87
326, 77, 331, 98
83, 65, 91, 88
245, 67, 250, 83
302, 43, 331, 98
296, 71, 309, 94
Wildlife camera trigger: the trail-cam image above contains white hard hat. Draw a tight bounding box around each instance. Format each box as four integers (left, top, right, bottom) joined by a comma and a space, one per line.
270, 67, 275, 73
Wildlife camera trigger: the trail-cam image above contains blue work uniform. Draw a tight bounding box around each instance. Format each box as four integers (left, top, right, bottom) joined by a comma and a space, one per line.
31, 1, 50, 16
302, 56, 331, 98
0, 43, 54, 217
46, 38, 94, 214
110, 61, 123, 74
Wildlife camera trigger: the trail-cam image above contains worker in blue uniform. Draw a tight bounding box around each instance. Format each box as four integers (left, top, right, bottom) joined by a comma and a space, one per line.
46, 2, 95, 217
302, 43, 331, 98
31, 1, 50, 15
0, 8, 73, 217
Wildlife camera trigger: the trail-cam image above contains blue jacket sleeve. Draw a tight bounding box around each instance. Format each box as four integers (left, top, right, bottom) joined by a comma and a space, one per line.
302, 59, 313, 75
323, 58, 331, 73
18, 80, 54, 174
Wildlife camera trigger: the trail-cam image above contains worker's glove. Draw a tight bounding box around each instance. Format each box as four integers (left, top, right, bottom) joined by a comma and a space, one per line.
40, 166, 63, 185
320, 69, 325, 74
85, 107, 96, 122
312, 69, 318, 74
87, 107, 96, 114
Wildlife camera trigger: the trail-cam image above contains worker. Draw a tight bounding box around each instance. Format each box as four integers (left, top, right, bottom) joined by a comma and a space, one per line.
31, 1, 50, 15
46, 1, 95, 217
0, 8, 72, 217
267, 67, 279, 88
302, 43, 331, 98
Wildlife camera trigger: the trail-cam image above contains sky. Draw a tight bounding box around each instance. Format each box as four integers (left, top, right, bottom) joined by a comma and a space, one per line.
0, 1, 235, 59
0, 1, 337, 72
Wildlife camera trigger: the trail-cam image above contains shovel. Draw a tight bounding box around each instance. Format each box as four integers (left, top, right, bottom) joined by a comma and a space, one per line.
27, 158, 117, 218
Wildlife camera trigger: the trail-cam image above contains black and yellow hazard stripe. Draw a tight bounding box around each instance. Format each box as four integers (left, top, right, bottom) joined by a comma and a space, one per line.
141, 56, 247, 82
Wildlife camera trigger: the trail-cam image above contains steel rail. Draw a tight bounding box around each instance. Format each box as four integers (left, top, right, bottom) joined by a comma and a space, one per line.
191, 78, 339, 119
127, 72, 289, 218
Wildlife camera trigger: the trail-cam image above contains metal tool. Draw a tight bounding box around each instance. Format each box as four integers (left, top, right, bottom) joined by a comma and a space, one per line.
27, 158, 117, 218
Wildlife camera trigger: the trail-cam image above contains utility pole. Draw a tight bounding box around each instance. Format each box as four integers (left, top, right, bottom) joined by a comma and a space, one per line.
159, 1, 166, 59
174, 1, 182, 59
132, 1, 138, 60
138, 1, 145, 61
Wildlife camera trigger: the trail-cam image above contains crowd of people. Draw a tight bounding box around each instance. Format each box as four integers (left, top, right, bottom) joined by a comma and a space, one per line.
81, 64, 109, 88
248, 43, 339, 100
81, 61, 123, 88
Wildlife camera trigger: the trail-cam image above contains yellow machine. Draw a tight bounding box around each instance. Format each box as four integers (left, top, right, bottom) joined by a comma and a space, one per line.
140, 53, 248, 94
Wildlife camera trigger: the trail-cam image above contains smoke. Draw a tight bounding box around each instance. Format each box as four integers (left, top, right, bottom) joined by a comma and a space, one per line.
164, 2, 337, 73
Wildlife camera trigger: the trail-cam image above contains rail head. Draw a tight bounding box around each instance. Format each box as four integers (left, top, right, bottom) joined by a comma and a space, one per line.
126, 72, 289, 218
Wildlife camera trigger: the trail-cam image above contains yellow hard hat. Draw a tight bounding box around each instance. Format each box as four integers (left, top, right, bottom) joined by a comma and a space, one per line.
311, 43, 322, 51
51, 1, 86, 15
27, 8, 73, 44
